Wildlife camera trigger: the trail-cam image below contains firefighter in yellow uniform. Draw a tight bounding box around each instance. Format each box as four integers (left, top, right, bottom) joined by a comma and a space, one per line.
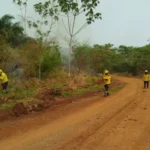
103, 70, 111, 96
143, 70, 150, 88
0, 69, 8, 93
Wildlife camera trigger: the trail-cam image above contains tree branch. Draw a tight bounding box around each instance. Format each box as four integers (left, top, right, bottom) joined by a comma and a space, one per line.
58, 34, 70, 44
67, 14, 71, 35
71, 14, 76, 36
62, 19, 70, 35
73, 23, 87, 37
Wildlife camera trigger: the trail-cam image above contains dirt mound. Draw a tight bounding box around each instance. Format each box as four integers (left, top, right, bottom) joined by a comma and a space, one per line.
35, 87, 61, 101
12, 103, 28, 116
32, 87, 60, 112
27, 101, 53, 112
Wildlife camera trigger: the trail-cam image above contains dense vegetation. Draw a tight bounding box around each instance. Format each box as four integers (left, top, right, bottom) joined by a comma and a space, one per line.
0, 12, 149, 78
0, 0, 149, 112
72, 44, 150, 75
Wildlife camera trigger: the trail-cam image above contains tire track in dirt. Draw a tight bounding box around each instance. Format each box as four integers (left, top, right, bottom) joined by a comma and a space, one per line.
57, 78, 142, 150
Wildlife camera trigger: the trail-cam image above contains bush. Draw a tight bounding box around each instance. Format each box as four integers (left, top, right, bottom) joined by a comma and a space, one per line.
41, 48, 61, 77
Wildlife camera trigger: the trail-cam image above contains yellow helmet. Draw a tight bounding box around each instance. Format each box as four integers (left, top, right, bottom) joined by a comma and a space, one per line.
145, 70, 148, 73
104, 70, 109, 74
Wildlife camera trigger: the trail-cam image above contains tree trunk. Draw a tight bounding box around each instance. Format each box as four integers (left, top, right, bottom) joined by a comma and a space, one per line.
38, 57, 43, 80
68, 36, 73, 77
39, 62, 41, 80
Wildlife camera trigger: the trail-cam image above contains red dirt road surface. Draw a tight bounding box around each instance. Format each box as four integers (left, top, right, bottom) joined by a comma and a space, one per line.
0, 76, 150, 150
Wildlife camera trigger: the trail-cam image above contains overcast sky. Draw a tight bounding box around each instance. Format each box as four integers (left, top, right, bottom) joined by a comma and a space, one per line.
1, 0, 150, 47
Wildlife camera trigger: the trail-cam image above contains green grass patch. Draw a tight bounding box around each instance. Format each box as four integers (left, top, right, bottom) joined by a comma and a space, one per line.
0, 102, 16, 110
0, 86, 39, 111
0, 99, 24, 110
62, 83, 125, 98
0, 98, 40, 111
62, 84, 104, 98
0, 86, 39, 100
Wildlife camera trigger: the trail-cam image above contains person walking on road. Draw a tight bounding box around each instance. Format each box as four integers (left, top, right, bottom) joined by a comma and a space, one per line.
143, 70, 150, 89
0, 69, 8, 93
103, 70, 111, 96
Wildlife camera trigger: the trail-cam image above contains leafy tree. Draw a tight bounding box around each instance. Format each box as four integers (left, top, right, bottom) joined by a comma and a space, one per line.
72, 44, 115, 74
0, 14, 24, 46
41, 46, 62, 77
28, 1, 59, 44
89, 44, 114, 73
13, 0, 28, 34
19, 40, 41, 78
59, 0, 101, 76
0, 40, 10, 69
131, 45, 150, 75
29, 1, 60, 79
73, 44, 91, 73
14, 0, 60, 79
35, 0, 102, 76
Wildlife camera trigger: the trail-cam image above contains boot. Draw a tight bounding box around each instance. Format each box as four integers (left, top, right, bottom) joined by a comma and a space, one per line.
104, 91, 107, 97
3, 89, 8, 94
107, 92, 109, 96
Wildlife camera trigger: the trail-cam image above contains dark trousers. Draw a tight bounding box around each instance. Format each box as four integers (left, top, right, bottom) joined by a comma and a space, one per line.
1, 82, 8, 90
104, 84, 110, 96
104, 84, 109, 91
144, 81, 149, 88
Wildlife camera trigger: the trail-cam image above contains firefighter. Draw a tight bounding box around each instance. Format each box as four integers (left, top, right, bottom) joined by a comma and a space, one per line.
0, 69, 8, 93
143, 70, 150, 88
103, 70, 111, 96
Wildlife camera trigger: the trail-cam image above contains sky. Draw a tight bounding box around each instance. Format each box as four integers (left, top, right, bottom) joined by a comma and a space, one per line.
1, 0, 150, 47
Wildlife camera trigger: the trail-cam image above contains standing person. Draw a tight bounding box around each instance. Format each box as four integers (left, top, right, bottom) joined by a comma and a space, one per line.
103, 70, 111, 96
0, 69, 8, 93
143, 70, 150, 89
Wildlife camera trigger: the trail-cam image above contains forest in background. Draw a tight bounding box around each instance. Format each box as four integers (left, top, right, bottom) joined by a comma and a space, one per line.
1, 13, 150, 78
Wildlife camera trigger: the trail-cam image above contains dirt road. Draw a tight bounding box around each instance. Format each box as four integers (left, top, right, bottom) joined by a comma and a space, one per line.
0, 76, 150, 150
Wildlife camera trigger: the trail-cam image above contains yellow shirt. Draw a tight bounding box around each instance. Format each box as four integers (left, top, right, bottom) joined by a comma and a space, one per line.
0, 72, 8, 83
143, 74, 150, 81
103, 74, 111, 85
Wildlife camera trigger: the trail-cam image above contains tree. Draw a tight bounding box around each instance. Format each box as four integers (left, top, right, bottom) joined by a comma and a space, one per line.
28, 1, 60, 79
14, 0, 60, 79
131, 45, 150, 75
72, 44, 115, 74
41, 46, 62, 77
118, 45, 133, 62
0, 40, 10, 69
0, 14, 24, 46
13, 0, 28, 34
35, 0, 102, 76
73, 44, 91, 73
59, 0, 101, 76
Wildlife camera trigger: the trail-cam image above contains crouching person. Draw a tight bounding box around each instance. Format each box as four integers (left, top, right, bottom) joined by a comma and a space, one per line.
0, 69, 8, 93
